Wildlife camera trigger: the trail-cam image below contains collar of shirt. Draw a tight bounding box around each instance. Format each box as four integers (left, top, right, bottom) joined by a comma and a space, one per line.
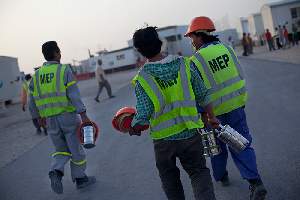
200, 41, 220, 49
43, 61, 60, 66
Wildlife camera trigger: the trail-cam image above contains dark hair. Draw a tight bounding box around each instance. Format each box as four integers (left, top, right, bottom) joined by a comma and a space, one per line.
42, 41, 60, 61
192, 32, 220, 44
24, 74, 32, 81
133, 26, 162, 59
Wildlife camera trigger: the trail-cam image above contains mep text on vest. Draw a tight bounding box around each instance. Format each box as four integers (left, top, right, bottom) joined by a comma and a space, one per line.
155, 77, 178, 90
40, 73, 54, 84
208, 54, 230, 73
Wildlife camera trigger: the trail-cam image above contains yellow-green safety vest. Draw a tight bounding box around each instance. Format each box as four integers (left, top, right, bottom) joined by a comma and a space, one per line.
32, 64, 76, 118
191, 43, 247, 116
132, 57, 204, 140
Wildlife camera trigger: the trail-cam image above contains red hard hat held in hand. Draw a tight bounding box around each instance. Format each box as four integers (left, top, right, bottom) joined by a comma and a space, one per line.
112, 107, 149, 134
77, 121, 99, 149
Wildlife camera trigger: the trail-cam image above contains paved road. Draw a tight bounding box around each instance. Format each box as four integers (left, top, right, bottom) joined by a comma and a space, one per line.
0, 59, 299, 200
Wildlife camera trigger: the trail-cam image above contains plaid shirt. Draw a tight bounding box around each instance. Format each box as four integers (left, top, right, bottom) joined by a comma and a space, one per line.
132, 56, 210, 140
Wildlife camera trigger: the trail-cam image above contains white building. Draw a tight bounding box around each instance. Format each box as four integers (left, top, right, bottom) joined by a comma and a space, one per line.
97, 47, 137, 72
78, 47, 137, 73
248, 13, 265, 37
215, 29, 239, 46
0, 56, 21, 105
240, 17, 250, 34
261, 0, 300, 35
78, 25, 240, 73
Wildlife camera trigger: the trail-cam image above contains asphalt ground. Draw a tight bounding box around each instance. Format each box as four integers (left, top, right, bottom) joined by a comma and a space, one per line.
0, 58, 299, 200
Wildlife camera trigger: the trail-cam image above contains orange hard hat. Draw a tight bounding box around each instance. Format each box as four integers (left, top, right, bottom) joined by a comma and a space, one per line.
112, 107, 149, 133
185, 16, 216, 37
112, 107, 136, 133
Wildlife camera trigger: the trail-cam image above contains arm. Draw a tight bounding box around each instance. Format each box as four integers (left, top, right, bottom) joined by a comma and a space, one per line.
28, 81, 40, 119
64, 66, 90, 122
21, 87, 27, 111
130, 81, 154, 135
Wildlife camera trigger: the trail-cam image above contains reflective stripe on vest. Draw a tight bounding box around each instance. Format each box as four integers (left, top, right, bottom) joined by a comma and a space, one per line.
32, 64, 76, 117
191, 43, 247, 116
133, 57, 204, 140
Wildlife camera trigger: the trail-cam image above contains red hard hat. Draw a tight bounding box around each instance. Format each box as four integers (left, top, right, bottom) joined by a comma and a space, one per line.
185, 16, 216, 37
112, 107, 149, 133
77, 121, 99, 149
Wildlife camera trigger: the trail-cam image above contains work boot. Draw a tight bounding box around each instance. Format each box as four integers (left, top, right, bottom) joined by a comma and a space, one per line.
76, 176, 96, 189
249, 182, 267, 200
220, 171, 230, 187
94, 98, 100, 102
49, 170, 63, 194
109, 95, 115, 99
43, 128, 48, 136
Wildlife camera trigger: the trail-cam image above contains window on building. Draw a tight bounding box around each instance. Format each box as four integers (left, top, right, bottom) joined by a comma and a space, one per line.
291, 8, 297, 19
165, 35, 177, 42
291, 7, 300, 19
109, 61, 114, 66
177, 35, 182, 40
116, 54, 125, 60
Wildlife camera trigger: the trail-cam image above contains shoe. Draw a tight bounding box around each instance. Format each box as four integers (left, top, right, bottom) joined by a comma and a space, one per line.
94, 98, 100, 102
44, 129, 48, 136
220, 172, 230, 187
109, 95, 115, 98
36, 129, 42, 135
249, 183, 267, 200
76, 176, 96, 189
49, 170, 63, 194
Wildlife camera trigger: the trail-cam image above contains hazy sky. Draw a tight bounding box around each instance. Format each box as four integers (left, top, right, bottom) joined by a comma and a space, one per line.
0, 0, 278, 73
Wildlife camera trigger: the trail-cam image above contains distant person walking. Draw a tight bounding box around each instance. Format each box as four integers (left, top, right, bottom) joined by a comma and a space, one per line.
265, 29, 275, 51
242, 33, 249, 56
278, 25, 284, 48
94, 60, 115, 102
247, 33, 254, 54
292, 24, 299, 46
274, 27, 283, 49
21, 74, 47, 135
283, 25, 290, 48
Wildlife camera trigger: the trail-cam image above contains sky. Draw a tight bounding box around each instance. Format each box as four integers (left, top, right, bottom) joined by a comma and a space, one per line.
0, 0, 279, 73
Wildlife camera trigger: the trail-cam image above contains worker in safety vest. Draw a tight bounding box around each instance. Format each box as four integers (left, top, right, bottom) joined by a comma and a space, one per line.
130, 26, 218, 200
21, 74, 47, 135
185, 16, 267, 200
28, 41, 96, 194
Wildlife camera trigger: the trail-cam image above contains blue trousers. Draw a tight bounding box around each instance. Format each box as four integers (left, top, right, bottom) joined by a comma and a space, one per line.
211, 107, 260, 181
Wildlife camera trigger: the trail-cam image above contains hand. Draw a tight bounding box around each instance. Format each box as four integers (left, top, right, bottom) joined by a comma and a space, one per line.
201, 112, 210, 128
128, 126, 141, 136
80, 112, 91, 123
22, 105, 26, 112
208, 116, 220, 129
